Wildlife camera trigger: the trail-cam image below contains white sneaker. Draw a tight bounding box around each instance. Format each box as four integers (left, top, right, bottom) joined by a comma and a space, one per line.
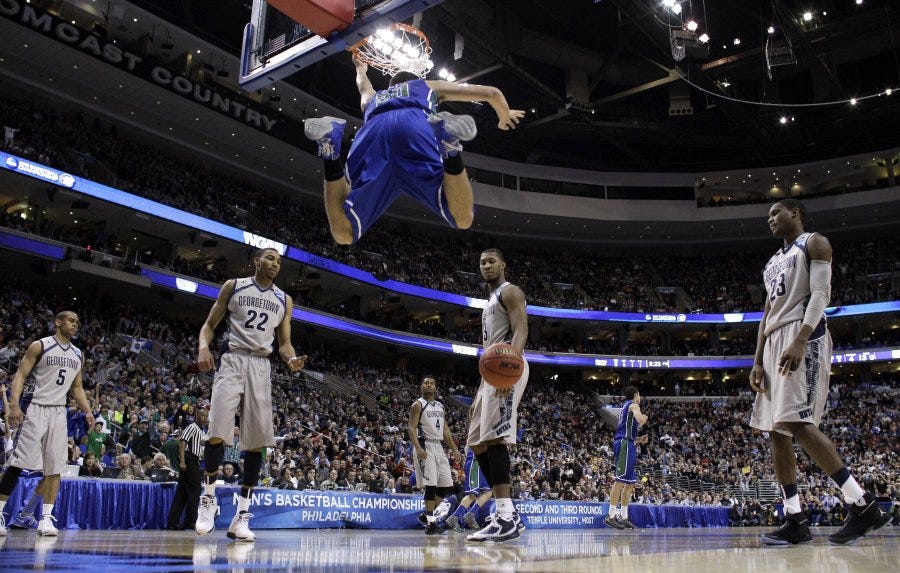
37, 514, 58, 537
466, 515, 519, 543
195, 495, 219, 536
0, 512, 7, 536
227, 511, 255, 542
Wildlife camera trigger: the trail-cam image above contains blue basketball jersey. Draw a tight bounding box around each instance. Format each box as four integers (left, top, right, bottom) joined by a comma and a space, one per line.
614, 400, 638, 441
364, 79, 438, 122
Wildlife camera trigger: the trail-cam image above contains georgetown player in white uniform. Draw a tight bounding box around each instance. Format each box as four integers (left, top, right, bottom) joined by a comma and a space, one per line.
466, 248, 528, 543
194, 248, 307, 542
0, 311, 94, 536
750, 199, 888, 546
408, 376, 462, 535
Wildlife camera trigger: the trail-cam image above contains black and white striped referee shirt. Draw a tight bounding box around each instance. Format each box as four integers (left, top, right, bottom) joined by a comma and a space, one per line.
180, 422, 206, 459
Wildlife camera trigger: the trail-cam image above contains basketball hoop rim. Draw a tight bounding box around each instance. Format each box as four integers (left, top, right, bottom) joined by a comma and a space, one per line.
348, 22, 430, 55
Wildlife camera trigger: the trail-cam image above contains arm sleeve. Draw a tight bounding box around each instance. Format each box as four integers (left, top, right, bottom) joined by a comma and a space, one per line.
802, 260, 832, 329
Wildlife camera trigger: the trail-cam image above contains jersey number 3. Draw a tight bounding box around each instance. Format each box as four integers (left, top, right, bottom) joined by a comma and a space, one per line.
768, 272, 786, 301
244, 310, 269, 331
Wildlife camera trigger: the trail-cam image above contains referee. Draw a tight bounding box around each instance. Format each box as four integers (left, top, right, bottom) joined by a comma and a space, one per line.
167, 408, 207, 530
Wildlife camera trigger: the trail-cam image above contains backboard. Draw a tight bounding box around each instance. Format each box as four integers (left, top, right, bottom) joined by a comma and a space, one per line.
240, 0, 446, 91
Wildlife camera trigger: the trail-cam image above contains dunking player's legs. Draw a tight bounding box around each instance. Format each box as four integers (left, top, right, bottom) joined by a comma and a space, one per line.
323, 176, 353, 245
441, 160, 473, 230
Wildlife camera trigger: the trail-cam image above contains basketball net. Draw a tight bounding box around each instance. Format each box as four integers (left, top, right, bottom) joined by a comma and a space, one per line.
349, 23, 433, 78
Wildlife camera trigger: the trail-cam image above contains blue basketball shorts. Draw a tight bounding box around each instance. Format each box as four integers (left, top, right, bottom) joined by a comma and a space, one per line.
613, 438, 637, 484
343, 108, 455, 242
464, 455, 490, 495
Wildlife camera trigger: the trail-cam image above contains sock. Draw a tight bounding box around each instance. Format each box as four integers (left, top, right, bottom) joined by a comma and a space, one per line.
495, 498, 513, 520
443, 153, 464, 175
830, 467, 866, 504
324, 158, 345, 182
611, 504, 620, 518
42, 503, 54, 517
468, 502, 481, 517
204, 481, 217, 497
22, 491, 42, 514
780, 483, 802, 515
621, 505, 629, 519
0, 500, 6, 512
426, 512, 436, 524
237, 496, 251, 513
452, 503, 468, 519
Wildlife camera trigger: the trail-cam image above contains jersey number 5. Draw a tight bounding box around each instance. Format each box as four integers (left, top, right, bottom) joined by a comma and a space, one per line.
244, 310, 269, 331
768, 272, 786, 301
56, 368, 66, 385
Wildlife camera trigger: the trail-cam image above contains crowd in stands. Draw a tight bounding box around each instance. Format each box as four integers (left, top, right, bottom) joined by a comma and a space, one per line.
2, 95, 898, 320
0, 283, 897, 523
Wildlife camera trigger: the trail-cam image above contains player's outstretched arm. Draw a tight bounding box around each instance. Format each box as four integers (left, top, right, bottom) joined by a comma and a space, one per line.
6, 340, 41, 427
197, 279, 235, 371
426, 80, 524, 130
277, 294, 307, 372
353, 55, 376, 112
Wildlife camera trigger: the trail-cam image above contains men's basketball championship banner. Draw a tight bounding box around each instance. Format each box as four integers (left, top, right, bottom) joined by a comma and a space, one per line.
210, 488, 730, 529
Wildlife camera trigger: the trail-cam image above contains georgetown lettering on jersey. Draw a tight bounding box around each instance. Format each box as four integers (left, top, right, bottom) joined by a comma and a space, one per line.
45, 355, 82, 369
764, 254, 797, 283
237, 295, 281, 313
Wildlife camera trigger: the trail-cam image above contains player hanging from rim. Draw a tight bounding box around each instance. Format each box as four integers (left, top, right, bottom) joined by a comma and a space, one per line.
305, 55, 524, 244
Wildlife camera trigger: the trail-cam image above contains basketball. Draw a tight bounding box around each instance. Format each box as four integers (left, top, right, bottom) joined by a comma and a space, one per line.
479, 343, 524, 389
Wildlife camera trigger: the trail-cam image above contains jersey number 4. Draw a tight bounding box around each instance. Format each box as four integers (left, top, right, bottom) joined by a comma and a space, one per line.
768, 272, 786, 301
243, 310, 269, 331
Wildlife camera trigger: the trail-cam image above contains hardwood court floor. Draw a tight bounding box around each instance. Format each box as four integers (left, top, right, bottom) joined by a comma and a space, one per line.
0, 526, 895, 572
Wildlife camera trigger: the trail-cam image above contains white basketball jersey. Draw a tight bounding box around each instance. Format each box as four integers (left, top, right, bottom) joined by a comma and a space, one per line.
224, 277, 287, 355
31, 336, 83, 406
482, 282, 516, 347
762, 232, 825, 336
416, 397, 445, 441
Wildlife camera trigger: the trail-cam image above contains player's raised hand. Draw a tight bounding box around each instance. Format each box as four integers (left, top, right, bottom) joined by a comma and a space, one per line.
749, 364, 767, 393
499, 109, 525, 130
287, 355, 308, 372
352, 53, 368, 72
197, 347, 215, 372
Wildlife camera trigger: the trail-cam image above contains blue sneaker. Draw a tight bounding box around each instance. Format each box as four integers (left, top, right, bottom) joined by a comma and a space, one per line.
428, 112, 476, 158
304, 116, 346, 160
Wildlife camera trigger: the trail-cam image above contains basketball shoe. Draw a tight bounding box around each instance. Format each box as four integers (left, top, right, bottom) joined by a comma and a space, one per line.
604, 515, 625, 530
195, 495, 219, 536
487, 511, 526, 533
304, 117, 346, 161
760, 511, 812, 545
463, 511, 480, 529
827, 493, 891, 545
37, 514, 58, 537
428, 112, 477, 158
466, 515, 519, 543
16, 508, 39, 529
425, 521, 448, 536
446, 515, 465, 533
619, 517, 639, 530
227, 511, 256, 542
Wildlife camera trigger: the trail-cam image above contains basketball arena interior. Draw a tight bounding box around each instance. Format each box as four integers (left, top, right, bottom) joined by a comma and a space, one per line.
0, 0, 897, 571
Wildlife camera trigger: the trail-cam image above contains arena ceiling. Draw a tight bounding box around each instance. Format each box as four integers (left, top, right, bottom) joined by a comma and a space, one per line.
131, 0, 900, 172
